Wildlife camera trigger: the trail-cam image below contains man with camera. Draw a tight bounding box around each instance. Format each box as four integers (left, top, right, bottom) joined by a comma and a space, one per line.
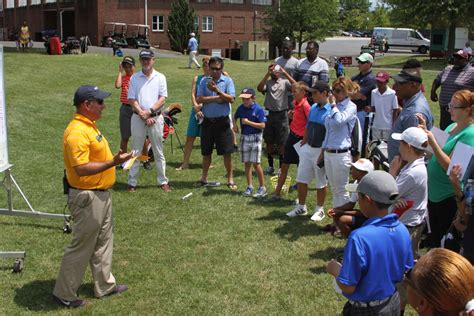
53, 85, 132, 308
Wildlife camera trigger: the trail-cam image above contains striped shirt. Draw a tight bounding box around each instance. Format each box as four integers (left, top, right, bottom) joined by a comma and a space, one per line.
294, 57, 329, 87
435, 64, 474, 107
120, 74, 131, 104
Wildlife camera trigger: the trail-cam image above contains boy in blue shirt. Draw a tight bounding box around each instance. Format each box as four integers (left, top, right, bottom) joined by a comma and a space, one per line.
233, 88, 267, 197
326, 170, 413, 315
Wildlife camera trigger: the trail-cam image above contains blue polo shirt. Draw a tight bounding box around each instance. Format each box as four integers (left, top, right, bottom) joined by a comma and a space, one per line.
197, 74, 235, 118
387, 91, 433, 161
306, 103, 331, 147
351, 70, 376, 112
188, 37, 198, 51
234, 102, 267, 135
337, 214, 414, 302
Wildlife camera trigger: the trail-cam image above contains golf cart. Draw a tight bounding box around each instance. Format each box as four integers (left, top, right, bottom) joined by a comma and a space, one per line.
101, 22, 128, 48
126, 24, 151, 49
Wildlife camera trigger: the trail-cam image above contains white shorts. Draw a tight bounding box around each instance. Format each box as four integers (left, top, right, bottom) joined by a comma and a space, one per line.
241, 133, 263, 163
372, 128, 391, 141
295, 145, 327, 189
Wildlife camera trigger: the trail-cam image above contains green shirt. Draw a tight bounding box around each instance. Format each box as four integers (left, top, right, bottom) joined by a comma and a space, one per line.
427, 123, 474, 202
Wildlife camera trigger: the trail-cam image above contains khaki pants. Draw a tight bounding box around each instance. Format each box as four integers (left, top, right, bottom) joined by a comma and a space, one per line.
53, 189, 116, 301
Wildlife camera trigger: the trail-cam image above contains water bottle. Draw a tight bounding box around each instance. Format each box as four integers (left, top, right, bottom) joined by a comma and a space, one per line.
465, 179, 474, 215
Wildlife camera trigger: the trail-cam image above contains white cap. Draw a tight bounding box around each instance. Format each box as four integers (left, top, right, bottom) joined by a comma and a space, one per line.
351, 158, 374, 173
190, 32, 195, 37
391, 127, 428, 150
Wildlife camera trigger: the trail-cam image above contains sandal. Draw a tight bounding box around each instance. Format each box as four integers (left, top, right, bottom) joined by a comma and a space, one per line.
227, 183, 238, 191
194, 180, 208, 187
175, 165, 188, 171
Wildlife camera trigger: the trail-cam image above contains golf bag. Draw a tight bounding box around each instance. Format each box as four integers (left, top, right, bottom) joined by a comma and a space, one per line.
367, 140, 390, 171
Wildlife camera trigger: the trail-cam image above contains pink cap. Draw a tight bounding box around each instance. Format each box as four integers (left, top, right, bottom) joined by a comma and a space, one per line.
454, 50, 469, 59
375, 71, 390, 82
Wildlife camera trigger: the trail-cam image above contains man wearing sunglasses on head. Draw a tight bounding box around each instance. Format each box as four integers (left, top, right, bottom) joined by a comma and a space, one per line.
351, 53, 377, 158
53, 85, 132, 308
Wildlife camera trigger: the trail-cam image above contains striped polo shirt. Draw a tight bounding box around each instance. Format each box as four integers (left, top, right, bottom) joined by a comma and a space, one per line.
120, 74, 131, 104
294, 57, 329, 87
435, 64, 474, 107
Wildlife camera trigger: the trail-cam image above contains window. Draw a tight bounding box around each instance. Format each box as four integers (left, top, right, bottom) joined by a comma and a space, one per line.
152, 16, 164, 32
45, 0, 57, 3
196, 0, 212, 2
6, 0, 14, 8
31, 0, 41, 5
220, 0, 243, 3
252, 0, 272, 4
202, 16, 213, 32
194, 16, 199, 32
18, 0, 27, 7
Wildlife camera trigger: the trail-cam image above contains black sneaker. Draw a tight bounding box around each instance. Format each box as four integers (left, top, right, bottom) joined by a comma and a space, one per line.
52, 295, 87, 308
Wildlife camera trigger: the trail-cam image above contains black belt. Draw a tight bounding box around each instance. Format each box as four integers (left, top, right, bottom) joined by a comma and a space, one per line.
204, 116, 228, 123
267, 109, 288, 114
349, 295, 391, 308
326, 148, 350, 153
70, 186, 108, 192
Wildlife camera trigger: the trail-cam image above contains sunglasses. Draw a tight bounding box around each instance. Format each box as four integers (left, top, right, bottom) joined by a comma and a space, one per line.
448, 103, 467, 110
88, 99, 104, 105
358, 61, 369, 64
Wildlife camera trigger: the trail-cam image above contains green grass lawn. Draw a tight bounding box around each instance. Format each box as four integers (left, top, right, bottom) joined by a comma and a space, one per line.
0, 48, 441, 314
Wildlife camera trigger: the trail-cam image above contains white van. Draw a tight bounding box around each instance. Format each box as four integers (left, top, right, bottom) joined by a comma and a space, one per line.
373, 27, 430, 54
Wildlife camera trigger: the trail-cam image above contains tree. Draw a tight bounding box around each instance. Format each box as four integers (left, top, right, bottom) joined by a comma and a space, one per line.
383, 0, 474, 55
263, 0, 338, 57
339, 0, 371, 31
367, 4, 391, 30
167, 0, 198, 53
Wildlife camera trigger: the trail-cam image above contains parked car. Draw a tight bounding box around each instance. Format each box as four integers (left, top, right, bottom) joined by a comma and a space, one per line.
373, 27, 430, 54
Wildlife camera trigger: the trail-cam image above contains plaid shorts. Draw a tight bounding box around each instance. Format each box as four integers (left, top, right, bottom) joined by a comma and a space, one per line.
240, 133, 263, 163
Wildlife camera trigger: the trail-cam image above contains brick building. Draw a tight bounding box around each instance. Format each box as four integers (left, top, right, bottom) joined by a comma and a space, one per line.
1, 0, 274, 55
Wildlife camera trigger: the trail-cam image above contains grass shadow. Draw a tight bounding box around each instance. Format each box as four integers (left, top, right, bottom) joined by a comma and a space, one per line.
274, 218, 325, 241
14, 279, 64, 311
309, 246, 345, 262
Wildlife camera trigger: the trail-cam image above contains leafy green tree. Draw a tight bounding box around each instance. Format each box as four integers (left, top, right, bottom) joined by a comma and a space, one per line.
263, 0, 338, 57
167, 0, 198, 53
339, 0, 371, 31
383, 0, 474, 55
367, 4, 391, 30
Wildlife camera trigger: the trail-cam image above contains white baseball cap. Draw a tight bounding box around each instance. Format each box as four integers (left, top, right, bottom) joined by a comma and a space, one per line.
350, 158, 374, 173
391, 127, 428, 150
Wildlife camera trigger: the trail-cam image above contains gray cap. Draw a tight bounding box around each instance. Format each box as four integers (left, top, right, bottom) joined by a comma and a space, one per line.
73, 85, 111, 106
345, 170, 398, 204
393, 68, 422, 83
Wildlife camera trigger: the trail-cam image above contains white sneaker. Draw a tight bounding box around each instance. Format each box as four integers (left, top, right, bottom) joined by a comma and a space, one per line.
310, 206, 325, 221
253, 186, 267, 198
286, 205, 308, 217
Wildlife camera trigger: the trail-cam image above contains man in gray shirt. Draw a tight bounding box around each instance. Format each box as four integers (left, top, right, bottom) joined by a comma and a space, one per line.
275, 40, 298, 79
257, 64, 296, 174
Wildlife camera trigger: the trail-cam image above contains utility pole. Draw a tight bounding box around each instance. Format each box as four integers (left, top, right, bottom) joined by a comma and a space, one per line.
144, 0, 148, 26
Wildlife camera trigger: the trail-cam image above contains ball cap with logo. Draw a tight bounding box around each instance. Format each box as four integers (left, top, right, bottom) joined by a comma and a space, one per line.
375, 71, 390, 82
391, 127, 428, 150
239, 87, 256, 98
139, 49, 154, 59
73, 85, 111, 106
350, 158, 375, 173
121, 56, 135, 66
345, 170, 399, 205
356, 52, 374, 64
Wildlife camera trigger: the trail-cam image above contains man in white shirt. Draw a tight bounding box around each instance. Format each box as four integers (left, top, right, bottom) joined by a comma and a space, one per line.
463, 42, 472, 56
366, 71, 399, 141
127, 49, 171, 192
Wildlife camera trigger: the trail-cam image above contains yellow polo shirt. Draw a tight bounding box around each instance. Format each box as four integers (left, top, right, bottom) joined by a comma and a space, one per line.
63, 113, 115, 190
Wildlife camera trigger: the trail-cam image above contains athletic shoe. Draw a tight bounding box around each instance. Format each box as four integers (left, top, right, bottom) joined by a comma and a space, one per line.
310, 206, 325, 221
263, 194, 281, 203
286, 205, 308, 217
52, 295, 87, 308
142, 161, 152, 170
253, 186, 267, 198
103, 284, 129, 297
243, 186, 254, 196
265, 166, 275, 176
290, 184, 298, 191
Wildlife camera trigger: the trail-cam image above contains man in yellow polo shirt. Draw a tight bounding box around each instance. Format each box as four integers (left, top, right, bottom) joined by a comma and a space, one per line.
53, 85, 132, 308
